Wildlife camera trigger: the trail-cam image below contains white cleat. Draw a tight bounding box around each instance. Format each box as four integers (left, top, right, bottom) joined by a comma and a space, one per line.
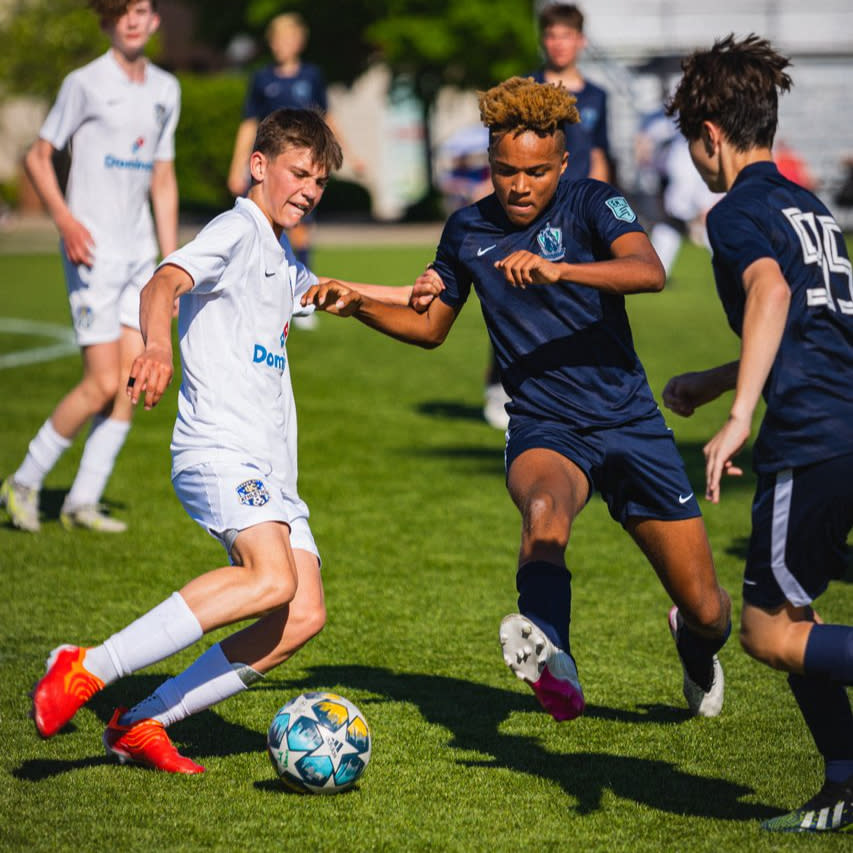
60, 503, 127, 533
668, 606, 724, 717
499, 614, 585, 721
0, 476, 40, 532
483, 383, 510, 431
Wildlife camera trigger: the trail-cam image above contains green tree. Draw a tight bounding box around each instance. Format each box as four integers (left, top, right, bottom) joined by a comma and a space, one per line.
0, 0, 109, 99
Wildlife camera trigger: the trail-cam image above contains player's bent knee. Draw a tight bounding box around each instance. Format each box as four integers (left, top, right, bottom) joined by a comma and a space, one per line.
250, 570, 299, 614
522, 493, 570, 549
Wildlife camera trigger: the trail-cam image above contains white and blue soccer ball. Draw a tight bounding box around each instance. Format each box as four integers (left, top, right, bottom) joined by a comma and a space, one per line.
267, 692, 371, 794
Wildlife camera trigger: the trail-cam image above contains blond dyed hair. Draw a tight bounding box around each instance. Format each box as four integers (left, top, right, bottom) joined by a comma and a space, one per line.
478, 77, 579, 147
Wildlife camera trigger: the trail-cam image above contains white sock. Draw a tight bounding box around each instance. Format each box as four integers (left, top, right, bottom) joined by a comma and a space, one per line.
82, 592, 203, 684
649, 222, 683, 279
64, 416, 131, 509
120, 643, 257, 727
14, 419, 72, 490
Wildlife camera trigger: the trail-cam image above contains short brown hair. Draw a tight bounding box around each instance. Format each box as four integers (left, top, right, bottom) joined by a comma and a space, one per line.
89, 0, 157, 24
253, 108, 343, 174
666, 33, 792, 150
539, 3, 584, 33
479, 76, 579, 149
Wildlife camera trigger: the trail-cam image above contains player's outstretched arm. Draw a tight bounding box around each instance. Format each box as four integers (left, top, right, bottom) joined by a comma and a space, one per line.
24, 138, 94, 266
128, 264, 193, 410
495, 232, 664, 293
317, 267, 445, 313
703, 257, 791, 503
303, 274, 456, 348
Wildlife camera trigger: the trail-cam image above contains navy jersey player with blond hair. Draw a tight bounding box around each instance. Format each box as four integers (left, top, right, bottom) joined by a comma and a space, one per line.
663, 34, 853, 833
303, 76, 732, 725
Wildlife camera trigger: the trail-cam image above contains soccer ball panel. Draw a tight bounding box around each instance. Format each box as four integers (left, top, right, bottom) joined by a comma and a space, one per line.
267, 691, 371, 794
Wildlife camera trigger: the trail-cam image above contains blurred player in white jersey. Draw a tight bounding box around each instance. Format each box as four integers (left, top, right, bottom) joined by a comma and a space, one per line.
0, 0, 179, 533
29, 108, 415, 773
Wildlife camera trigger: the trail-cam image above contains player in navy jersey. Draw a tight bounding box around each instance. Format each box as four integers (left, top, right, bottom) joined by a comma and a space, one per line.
303, 76, 732, 724
483, 3, 612, 431
663, 35, 853, 833
531, 3, 610, 184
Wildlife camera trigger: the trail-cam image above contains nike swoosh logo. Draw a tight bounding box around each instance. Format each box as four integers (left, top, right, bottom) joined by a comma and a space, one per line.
743, 579, 758, 586
264, 270, 276, 277
477, 245, 497, 257
678, 493, 694, 504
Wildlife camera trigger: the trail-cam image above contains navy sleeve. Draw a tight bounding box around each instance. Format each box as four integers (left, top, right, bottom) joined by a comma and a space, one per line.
578, 180, 646, 250
432, 212, 473, 309
243, 71, 265, 120
706, 200, 776, 282
592, 89, 610, 155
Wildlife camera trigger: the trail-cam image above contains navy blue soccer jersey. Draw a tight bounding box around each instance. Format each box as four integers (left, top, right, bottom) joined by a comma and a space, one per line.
243, 63, 327, 120
707, 161, 853, 473
433, 176, 659, 428
529, 70, 610, 182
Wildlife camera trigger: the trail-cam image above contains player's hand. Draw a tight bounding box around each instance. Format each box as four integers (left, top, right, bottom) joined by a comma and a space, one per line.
302, 280, 363, 316
127, 344, 174, 410
662, 371, 720, 417
410, 267, 444, 313
495, 251, 561, 287
59, 215, 95, 267
703, 414, 750, 504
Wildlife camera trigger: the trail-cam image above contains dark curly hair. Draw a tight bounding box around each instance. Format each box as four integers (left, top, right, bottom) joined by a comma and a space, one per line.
478, 76, 579, 149
666, 33, 792, 151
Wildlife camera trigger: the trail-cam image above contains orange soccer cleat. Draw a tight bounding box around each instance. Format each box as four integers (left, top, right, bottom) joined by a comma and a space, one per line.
103, 708, 205, 774
31, 645, 105, 738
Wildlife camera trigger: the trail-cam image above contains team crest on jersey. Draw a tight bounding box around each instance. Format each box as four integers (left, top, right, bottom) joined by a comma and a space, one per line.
236, 479, 270, 507
537, 222, 565, 261
605, 196, 637, 223
132, 137, 144, 153
580, 107, 599, 128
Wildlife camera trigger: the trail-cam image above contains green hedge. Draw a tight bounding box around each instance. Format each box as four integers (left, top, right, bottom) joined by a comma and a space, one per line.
174, 71, 246, 214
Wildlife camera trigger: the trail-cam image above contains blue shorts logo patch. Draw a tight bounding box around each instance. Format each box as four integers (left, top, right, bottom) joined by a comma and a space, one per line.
605, 196, 637, 223
236, 478, 270, 507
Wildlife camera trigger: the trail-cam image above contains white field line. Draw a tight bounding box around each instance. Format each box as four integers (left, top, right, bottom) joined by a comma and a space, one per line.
0, 317, 76, 369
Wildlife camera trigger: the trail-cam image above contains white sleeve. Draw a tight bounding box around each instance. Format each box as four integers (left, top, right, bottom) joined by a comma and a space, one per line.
154, 75, 181, 162
39, 71, 87, 150
291, 261, 319, 317
159, 210, 249, 294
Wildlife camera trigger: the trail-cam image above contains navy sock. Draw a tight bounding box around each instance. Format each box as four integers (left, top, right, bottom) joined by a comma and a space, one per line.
675, 618, 731, 693
788, 672, 853, 783
516, 560, 571, 651
803, 623, 853, 685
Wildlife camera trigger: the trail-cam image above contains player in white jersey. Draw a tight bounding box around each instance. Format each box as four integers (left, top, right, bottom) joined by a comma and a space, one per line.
0, 0, 179, 533
28, 108, 417, 773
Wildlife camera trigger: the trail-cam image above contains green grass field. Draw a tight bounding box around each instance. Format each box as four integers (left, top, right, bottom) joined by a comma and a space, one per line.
0, 240, 850, 851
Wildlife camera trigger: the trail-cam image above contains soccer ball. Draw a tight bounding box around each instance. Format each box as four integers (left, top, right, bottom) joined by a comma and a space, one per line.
267, 692, 371, 794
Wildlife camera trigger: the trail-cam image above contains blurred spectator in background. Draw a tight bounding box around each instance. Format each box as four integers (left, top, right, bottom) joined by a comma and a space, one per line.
436, 125, 492, 215
773, 140, 816, 191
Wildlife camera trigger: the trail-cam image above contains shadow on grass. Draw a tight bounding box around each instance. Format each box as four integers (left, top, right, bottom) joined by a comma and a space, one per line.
277, 664, 776, 821
14, 666, 776, 821
416, 399, 485, 423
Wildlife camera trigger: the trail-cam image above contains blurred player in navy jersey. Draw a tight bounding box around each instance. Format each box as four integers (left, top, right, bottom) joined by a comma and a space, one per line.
304, 76, 732, 724
484, 2, 613, 430
1, 0, 179, 533
663, 34, 853, 833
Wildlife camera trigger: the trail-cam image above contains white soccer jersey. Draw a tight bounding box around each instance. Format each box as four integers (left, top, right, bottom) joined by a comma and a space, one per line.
164, 197, 318, 497
40, 50, 180, 261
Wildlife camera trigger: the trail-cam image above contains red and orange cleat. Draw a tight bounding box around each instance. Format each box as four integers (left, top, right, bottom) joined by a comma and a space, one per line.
103, 708, 205, 774
31, 645, 105, 738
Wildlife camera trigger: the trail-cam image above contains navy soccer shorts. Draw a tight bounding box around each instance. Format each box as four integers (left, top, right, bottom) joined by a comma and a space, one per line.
744, 452, 853, 609
505, 409, 701, 527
